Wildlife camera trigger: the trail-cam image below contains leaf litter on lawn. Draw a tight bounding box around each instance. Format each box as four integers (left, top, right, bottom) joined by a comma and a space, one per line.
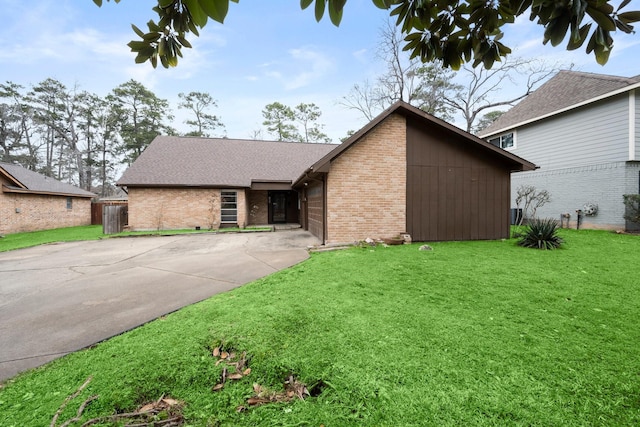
209, 342, 319, 413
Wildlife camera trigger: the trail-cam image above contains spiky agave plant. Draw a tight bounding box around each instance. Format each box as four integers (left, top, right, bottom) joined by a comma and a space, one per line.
517, 218, 564, 250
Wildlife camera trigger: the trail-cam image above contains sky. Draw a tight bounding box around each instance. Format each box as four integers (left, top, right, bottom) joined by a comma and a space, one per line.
1, 0, 640, 143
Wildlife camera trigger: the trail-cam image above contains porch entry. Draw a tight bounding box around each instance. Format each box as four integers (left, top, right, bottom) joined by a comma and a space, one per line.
268, 190, 299, 224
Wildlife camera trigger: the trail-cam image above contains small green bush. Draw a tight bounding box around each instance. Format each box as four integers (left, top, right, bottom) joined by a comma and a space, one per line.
517, 218, 564, 250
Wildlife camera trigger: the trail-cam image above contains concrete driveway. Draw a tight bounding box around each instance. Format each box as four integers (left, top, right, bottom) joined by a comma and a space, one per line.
0, 230, 319, 383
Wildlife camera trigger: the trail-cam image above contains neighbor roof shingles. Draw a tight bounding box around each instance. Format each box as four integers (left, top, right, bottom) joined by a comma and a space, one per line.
0, 162, 95, 197
116, 137, 338, 187
479, 70, 640, 137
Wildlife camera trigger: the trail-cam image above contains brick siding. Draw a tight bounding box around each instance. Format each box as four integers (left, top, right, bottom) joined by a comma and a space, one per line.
247, 190, 268, 225
511, 161, 640, 230
127, 187, 247, 231
0, 186, 92, 235
326, 113, 407, 243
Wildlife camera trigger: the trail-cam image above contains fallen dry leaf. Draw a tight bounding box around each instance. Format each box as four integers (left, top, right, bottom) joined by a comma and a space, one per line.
138, 403, 155, 413
243, 368, 252, 376
212, 383, 224, 392
247, 397, 271, 406
220, 351, 229, 359
228, 373, 243, 380
212, 347, 220, 357
162, 398, 179, 406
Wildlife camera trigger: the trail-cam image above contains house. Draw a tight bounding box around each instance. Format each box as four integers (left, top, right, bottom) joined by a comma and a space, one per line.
478, 71, 640, 231
0, 162, 95, 235
117, 101, 536, 244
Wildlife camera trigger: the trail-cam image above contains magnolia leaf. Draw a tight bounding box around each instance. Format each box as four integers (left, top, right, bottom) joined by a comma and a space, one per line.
315, 0, 326, 22
618, 11, 640, 24
177, 35, 192, 48
184, 0, 209, 27
594, 43, 611, 65
372, 0, 390, 9
199, 0, 230, 24
131, 24, 145, 38
328, 0, 345, 26
301, 0, 313, 9
586, 6, 616, 31
159, 0, 174, 7
544, 15, 571, 46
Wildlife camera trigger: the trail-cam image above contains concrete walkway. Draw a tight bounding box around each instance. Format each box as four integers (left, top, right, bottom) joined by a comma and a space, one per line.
0, 230, 319, 383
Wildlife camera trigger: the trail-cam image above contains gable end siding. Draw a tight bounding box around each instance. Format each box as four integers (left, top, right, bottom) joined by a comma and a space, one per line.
512, 94, 629, 170
406, 118, 511, 241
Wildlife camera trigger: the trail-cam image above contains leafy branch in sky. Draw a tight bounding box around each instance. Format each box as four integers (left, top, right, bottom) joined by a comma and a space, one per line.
93, 0, 639, 69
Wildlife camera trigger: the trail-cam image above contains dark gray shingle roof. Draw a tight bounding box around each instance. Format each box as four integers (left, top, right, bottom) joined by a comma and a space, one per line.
117, 137, 338, 187
0, 162, 95, 197
479, 70, 640, 137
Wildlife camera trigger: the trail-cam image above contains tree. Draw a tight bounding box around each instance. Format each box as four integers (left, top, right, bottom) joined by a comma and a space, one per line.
262, 102, 331, 143
94, 0, 639, 70
262, 102, 301, 142
294, 103, 331, 143
0, 82, 29, 164
0, 82, 39, 170
177, 91, 224, 137
109, 80, 174, 165
341, 21, 458, 122
76, 92, 121, 195
443, 58, 559, 132
473, 110, 505, 134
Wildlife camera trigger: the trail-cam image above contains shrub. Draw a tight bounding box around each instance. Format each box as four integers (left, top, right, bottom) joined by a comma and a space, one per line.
623, 194, 640, 224
517, 218, 564, 250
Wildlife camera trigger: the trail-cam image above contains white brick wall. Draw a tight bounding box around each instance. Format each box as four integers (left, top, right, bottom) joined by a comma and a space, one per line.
512, 161, 640, 230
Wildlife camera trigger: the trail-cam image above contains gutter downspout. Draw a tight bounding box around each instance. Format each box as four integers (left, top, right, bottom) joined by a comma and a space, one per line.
630, 89, 636, 161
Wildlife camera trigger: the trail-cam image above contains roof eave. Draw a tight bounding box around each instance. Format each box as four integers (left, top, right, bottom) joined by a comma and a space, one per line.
481, 81, 640, 138
2, 185, 95, 198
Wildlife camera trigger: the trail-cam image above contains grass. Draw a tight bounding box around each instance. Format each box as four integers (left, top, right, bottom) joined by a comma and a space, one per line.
0, 225, 104, 252
1, 229, 639, 426
0, 225, 272, 252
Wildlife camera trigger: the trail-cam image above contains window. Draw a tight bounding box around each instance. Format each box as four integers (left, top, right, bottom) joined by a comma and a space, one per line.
66, 197, 73, 209
489, 132, 514, 149
221, 191, 237, 223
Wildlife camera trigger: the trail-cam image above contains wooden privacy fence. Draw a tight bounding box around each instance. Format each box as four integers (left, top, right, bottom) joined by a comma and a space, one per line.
103, 205, 128, 234
92, 201, 128, 225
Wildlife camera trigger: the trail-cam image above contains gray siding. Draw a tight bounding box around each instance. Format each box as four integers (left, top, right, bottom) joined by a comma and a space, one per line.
511, 162, 640, 230
511, 94, 630, 170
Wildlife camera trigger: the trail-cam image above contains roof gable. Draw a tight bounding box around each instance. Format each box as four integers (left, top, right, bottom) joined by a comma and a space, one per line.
479, 70, 640, 137
117, 137, 337, 188
295, 101, 535, 184
0, 162, 95, 197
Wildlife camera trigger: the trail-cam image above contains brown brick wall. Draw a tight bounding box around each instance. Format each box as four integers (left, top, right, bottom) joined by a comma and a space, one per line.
0, 178, 92, 235
127, 187, 248, 230
247, 190, 268, 225
326, 113, 407, 244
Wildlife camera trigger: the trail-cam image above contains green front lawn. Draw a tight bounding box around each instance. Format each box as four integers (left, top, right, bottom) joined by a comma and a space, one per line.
1, 229, 639, 426
0, 225, 104, 252
0, 225, 272, 252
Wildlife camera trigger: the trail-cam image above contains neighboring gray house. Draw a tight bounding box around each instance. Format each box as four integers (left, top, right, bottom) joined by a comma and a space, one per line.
479, 70, 640, 230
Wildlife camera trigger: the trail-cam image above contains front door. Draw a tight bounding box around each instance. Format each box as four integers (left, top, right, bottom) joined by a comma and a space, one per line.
269, 191, 288, 223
